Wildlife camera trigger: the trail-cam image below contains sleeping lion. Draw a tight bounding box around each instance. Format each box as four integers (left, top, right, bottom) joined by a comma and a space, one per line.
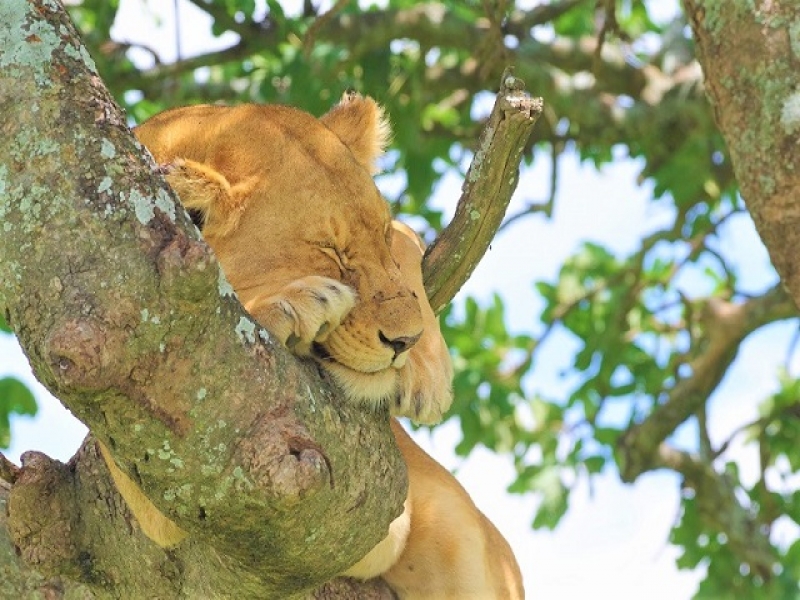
101, 93, 524, 599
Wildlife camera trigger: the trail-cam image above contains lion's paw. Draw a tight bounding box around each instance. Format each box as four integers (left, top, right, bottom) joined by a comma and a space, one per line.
392, 347, 453, 425
246, 276, 356, 356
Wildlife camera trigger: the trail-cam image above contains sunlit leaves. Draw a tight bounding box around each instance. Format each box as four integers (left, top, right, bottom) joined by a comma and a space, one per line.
672, 489, 798, 599
441, 296, 532, 456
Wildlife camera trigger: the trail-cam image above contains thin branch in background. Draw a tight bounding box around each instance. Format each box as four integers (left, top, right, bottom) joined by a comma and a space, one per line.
100, 40, 162, 65
0, 452, 19, 485
784, 323, 800, 373
174, 0, 182, 63
702, 244, 736, 290
662, 208, 740, 288
546, 141, 559, 214
303, 0, 350, 58
593, 0, 618, 67
500, 141, 559, 231
499, 201, 551, 231
697, 404, 713, 461
715, 401, 800, 460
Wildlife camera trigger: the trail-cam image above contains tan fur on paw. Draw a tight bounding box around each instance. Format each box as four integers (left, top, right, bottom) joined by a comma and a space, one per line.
244, 276, 356, 356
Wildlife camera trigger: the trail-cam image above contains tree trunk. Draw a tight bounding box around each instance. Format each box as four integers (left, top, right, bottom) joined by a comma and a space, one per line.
683, 1, 800, 305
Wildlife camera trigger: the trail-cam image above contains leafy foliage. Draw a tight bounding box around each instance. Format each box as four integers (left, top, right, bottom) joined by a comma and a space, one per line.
2, 0, 796, 596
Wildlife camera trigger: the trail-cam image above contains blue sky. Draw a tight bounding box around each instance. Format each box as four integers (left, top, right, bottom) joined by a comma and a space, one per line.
3, 1, 796, 597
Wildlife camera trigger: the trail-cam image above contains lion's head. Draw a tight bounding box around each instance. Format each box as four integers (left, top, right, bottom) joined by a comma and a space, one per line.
134, 94, 452, 423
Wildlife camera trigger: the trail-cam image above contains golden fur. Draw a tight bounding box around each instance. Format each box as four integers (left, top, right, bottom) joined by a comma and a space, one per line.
101, 94, 523, 598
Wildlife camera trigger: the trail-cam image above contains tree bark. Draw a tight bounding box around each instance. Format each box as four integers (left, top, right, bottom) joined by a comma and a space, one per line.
682, 1, 800, 305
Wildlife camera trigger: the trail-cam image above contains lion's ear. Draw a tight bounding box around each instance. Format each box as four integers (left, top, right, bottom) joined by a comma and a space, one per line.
321, 92, 391, 173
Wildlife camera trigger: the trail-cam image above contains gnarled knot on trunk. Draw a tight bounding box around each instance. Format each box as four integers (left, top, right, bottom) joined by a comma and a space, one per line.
46, 317, 126, 391
7, 452, 80, 576
234, 409, 333, 506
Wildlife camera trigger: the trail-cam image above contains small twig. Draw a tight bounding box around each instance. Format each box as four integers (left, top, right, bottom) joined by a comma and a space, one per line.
594, 0, 620, 69
499, 201, 550, 231
500, 140, 559, 230
714, 402, 800, 459
0, 452, 19, 485
546, 140, 559, 213
697, 404, 713, 461
303, 0, 350, 58
422, 68, 542, 313
102, 40, 162, 65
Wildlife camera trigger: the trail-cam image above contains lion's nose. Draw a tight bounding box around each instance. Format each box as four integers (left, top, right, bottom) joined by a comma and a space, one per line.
378, 331, 421, 355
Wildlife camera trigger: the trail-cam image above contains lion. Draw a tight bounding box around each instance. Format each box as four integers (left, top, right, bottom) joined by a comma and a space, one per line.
101, 93, 524, 599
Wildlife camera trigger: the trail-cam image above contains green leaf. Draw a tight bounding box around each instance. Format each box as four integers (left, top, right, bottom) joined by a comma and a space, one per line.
530, 467, 569, 530
0, 377, 38, 449
583, 455, 606, 474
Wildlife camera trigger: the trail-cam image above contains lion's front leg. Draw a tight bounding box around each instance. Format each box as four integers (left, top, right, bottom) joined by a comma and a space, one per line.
244, 276, 356, 357
392, 325, 454, 425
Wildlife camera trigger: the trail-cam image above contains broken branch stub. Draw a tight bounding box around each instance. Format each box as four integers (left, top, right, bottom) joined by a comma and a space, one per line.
422, 68, 543, 313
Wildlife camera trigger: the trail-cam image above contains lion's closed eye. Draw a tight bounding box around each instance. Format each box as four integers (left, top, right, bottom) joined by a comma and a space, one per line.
315, 242, 350, 272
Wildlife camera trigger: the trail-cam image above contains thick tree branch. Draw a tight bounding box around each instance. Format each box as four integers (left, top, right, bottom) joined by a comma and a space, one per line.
422, 71, 542, 313
618, 285, 797, 482
682, 2, 800, 305
0, 2, 403, 596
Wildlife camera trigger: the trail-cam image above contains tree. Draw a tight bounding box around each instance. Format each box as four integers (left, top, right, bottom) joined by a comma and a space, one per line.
0, 0, 537, 597
2, 0, 800, 598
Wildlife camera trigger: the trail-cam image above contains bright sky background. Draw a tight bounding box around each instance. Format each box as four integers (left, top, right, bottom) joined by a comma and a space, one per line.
2, 1, 796, 598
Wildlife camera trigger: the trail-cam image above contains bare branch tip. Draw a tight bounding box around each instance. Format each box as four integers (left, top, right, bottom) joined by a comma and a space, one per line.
498, 67, 543, 118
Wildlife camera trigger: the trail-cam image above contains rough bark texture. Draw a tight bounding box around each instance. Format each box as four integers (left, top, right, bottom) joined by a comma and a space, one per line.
0, 1, 536, 597
682, 1, 800, 304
